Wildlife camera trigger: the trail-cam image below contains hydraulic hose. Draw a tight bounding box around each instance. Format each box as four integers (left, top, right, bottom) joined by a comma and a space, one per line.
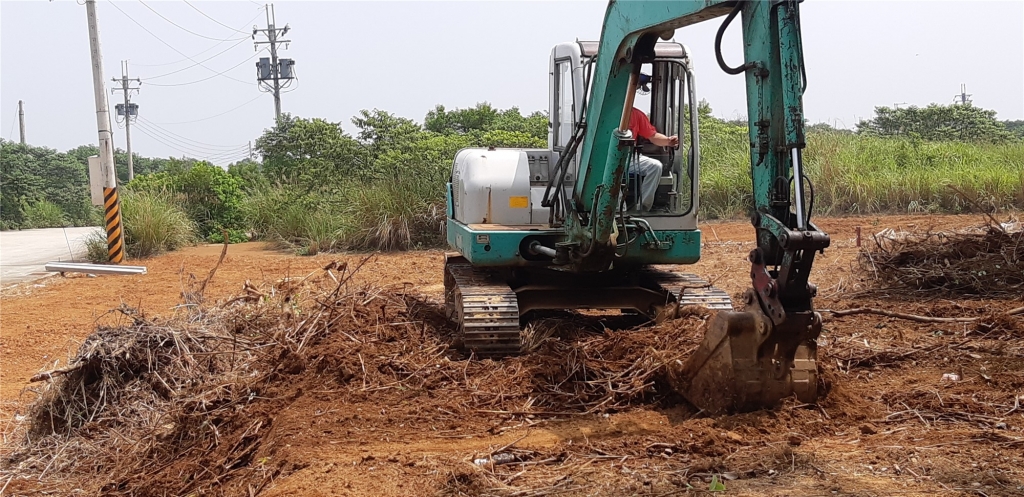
715, 2, 757, 75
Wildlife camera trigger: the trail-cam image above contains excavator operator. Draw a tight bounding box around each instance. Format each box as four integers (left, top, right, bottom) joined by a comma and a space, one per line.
627, 106, 678, 211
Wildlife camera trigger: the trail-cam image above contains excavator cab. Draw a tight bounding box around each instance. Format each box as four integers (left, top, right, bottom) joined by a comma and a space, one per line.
550, 41, 699, 222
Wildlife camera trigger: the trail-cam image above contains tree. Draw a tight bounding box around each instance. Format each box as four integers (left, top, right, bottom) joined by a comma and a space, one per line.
806, 122, 853, 135
1003, 120, 1024, 140
424, 102, 498, 135
0, 140, 94, 229
255, 113, 367, 186
65, 144, 171, 183
424, 103, 548, 142
856, 104, 1015, 143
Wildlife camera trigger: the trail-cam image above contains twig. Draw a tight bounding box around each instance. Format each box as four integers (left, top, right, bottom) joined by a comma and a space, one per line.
29, 362, 85, 382
196, 232, 230, 297
825, 307, 976, 323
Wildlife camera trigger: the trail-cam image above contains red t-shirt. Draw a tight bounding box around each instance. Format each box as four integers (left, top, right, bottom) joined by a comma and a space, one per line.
629, 108, 657, 141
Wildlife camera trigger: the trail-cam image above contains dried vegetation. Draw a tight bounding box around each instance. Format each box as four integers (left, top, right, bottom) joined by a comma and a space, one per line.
859, 216, 1023, 297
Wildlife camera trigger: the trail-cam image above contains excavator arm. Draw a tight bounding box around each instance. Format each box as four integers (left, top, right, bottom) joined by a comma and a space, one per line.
564, 0, 831, 412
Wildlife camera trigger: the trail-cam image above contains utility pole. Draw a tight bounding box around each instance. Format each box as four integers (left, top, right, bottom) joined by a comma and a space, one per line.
953, 84, 972, 105
112, 61, 141, 181
253, 4, 295, 121
85, 0, 124, 263
17, 100, 25, 144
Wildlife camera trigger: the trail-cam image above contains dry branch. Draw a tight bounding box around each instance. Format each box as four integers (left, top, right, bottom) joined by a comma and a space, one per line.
823, 306, 1023, 323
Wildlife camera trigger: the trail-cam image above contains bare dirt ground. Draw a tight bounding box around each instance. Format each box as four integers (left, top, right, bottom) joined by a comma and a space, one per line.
1, 214, 1022, 496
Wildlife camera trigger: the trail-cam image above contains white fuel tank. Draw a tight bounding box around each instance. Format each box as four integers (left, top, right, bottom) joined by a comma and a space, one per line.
452, 148, 533, 225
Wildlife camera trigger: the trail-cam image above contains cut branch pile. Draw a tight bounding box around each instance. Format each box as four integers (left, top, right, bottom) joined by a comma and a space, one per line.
859, 218, 1023, 296
1, 262, 712, 495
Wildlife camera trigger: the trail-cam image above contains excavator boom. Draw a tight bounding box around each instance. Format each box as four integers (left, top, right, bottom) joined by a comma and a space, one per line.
564, 0, 831, 413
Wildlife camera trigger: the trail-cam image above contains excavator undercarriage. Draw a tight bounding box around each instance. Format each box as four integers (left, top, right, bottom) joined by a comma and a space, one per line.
444, 253, 732, 357
444, 246, 824, 414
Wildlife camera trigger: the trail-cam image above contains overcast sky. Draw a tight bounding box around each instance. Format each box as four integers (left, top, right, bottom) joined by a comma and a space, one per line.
2, 0, 1022, 164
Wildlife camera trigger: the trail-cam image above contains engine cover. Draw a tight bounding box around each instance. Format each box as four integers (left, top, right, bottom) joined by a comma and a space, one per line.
452, 148, 533, 225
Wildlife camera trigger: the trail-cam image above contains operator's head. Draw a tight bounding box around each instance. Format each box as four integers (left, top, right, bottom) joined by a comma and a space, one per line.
638, 73, 652, 94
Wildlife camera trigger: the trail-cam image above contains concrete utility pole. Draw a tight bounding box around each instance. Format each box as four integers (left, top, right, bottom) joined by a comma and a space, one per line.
17, 100, 25, 144
112, 61, 141, 181
85, 0, 125, 263
253, 4, 294, 121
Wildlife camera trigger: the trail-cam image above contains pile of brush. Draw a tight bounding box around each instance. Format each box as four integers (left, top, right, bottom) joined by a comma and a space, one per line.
0, 255, 714, 495
859, 216, 1023, 296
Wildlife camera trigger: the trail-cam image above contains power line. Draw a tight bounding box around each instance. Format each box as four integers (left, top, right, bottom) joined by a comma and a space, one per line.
184, 0, 252, 35
142, 48, 266, 87
133, 125, 251, 163
136, 117, 252, 150
131, 8, 264, 68
133, 123, 250, 156
137, 0, 248, 42
142, 94, 265, 125
141, 37, 250, 80
106, 0, 252, 86
7, 107, 17, 141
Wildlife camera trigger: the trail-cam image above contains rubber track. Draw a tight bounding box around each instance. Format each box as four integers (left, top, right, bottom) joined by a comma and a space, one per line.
446, 262, 522, 356
646, 269, 734, 310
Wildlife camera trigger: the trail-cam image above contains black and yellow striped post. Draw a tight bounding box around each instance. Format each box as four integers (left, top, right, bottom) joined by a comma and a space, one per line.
103, 187, 124, 263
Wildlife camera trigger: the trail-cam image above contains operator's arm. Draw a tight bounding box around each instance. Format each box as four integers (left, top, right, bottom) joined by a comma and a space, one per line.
631, 108, 679, 148
647, 133, 679, 148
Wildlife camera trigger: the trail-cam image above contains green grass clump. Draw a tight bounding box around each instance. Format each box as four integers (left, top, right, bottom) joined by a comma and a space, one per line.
242, 178, 445, 254
22, 200, 68, 229
240, 185, 346, 254
120, 190, 196, 258
339, 177, 445, 251
83, 229, 110, 263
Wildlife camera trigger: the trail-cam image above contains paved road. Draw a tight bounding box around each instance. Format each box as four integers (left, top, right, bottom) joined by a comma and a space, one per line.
0, 227, 103, 286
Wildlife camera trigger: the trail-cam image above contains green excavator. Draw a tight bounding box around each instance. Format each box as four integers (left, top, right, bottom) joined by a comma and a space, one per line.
444, 0, 830, 414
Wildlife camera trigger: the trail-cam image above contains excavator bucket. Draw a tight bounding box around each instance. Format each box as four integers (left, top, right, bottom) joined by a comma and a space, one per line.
677, 291, 821, 414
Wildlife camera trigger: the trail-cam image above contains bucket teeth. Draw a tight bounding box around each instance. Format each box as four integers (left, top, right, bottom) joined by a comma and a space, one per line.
678, 304, 821, 414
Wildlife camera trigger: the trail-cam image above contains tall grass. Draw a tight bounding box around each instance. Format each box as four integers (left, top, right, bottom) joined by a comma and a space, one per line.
340, 177, 445, 251
242, 177, 444, 254
120, 190, 196, 258
240, 185, 347, 254
698, 131, 1024, 219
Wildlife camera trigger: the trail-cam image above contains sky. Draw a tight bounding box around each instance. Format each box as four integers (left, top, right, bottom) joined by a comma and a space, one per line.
2, 0, 1022, 165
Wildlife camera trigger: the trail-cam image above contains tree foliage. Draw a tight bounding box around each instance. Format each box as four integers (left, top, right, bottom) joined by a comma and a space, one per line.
0, 140, 96, 229
425, 103, 547, 141
254, 114, 367, 186
856, 104, 1016, 143
127, 161, 244, 238
1003, 120, 1024, 140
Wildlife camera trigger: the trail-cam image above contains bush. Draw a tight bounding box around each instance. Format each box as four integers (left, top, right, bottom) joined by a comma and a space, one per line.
22, 200, 68, 228
207, 228, 249, 244
239, 184, 346, 254
120, 191, 196, 258
127, 161, 244, 238
83, 229, 109, 263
